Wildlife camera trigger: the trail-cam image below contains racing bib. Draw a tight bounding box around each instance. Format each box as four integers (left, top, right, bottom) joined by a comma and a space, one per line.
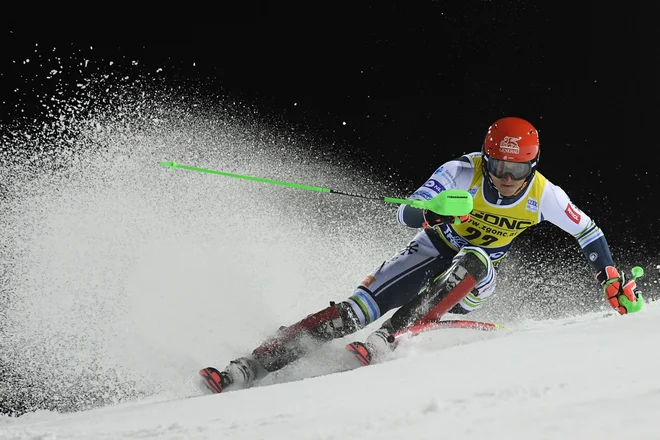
437, 155, 547, 261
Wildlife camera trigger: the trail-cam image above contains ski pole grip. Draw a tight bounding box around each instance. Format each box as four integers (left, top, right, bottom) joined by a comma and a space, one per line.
413, 190, 473, 216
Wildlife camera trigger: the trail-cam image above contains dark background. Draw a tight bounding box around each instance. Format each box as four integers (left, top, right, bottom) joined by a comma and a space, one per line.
1, 2, 657, 249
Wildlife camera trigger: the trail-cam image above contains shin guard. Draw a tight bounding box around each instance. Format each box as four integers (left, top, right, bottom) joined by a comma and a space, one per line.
253, 301, 360, 372
389, 250, 488, 332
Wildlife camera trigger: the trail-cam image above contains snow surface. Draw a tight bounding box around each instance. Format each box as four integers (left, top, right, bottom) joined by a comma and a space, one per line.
2, 303, 660, 440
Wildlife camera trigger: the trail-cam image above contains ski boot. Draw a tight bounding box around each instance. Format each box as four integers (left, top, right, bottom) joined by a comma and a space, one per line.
200, 301, 361, 393
346, 323, 398, 367
199, 356, 260, 394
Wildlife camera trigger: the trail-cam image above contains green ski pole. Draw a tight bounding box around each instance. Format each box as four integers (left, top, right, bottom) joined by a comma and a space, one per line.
159, 160, 473, 218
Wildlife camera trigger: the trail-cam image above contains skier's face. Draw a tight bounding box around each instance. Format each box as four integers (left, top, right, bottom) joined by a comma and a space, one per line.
489, 173, 526, 197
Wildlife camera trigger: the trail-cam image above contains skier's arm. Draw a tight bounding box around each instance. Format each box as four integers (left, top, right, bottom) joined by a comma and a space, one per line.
539, 182, 643, 314
398, 155, 475, 228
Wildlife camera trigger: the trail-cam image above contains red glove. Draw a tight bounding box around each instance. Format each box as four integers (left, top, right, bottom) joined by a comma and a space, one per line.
596, 266, 644, 315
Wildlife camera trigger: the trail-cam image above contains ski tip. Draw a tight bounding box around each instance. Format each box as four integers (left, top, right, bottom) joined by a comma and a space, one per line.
345, 342, 372, 367
199, 367, 225, 394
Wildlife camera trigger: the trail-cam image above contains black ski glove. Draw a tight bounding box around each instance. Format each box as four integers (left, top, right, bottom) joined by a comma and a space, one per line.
422, 210, 470, 229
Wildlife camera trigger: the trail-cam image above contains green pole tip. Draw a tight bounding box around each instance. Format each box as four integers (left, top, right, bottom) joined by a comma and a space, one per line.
160, 160, 178, 170
631, 266, 644, 280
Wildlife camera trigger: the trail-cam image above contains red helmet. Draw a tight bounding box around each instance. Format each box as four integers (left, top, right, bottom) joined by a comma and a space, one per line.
482, 117, 540, 181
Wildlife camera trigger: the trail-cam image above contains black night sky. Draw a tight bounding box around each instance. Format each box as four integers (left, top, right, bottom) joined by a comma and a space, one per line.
1, 2, 657, 250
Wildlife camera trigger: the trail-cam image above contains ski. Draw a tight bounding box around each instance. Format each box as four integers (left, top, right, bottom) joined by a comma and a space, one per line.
200, 319, 504, 394
345, 319, 503, 368
393, 319, 503, 338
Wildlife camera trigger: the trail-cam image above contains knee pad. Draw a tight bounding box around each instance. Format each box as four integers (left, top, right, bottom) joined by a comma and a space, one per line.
454, 246, 490, 283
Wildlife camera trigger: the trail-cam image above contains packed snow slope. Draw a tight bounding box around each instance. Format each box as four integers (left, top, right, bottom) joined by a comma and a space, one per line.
2, 301, 660, 440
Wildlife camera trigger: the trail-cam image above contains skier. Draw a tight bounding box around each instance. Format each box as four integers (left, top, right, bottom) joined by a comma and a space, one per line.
200, 116, 644, 394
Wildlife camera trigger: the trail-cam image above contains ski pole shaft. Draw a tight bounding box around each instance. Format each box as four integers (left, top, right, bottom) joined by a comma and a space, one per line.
160, 160, 411, 205
159, 160, 473, 216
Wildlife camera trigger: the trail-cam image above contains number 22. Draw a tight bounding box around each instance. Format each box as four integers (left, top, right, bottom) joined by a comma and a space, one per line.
463, 226, 498, 246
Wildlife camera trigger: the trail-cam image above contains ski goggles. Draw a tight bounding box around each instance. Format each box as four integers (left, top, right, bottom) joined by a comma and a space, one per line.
486, 158, 533, 180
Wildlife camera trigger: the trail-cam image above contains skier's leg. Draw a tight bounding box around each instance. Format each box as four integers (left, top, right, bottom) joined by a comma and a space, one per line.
342, 230, 457, 329
252, 229, 453, 371
212, 230, 453, 391
350, 246, 494, 365
390, 245, 492, 329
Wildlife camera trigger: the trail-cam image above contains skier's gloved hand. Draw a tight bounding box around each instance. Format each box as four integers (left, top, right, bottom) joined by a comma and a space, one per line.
596, 266, 644, 315
422, 210, 470, 229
